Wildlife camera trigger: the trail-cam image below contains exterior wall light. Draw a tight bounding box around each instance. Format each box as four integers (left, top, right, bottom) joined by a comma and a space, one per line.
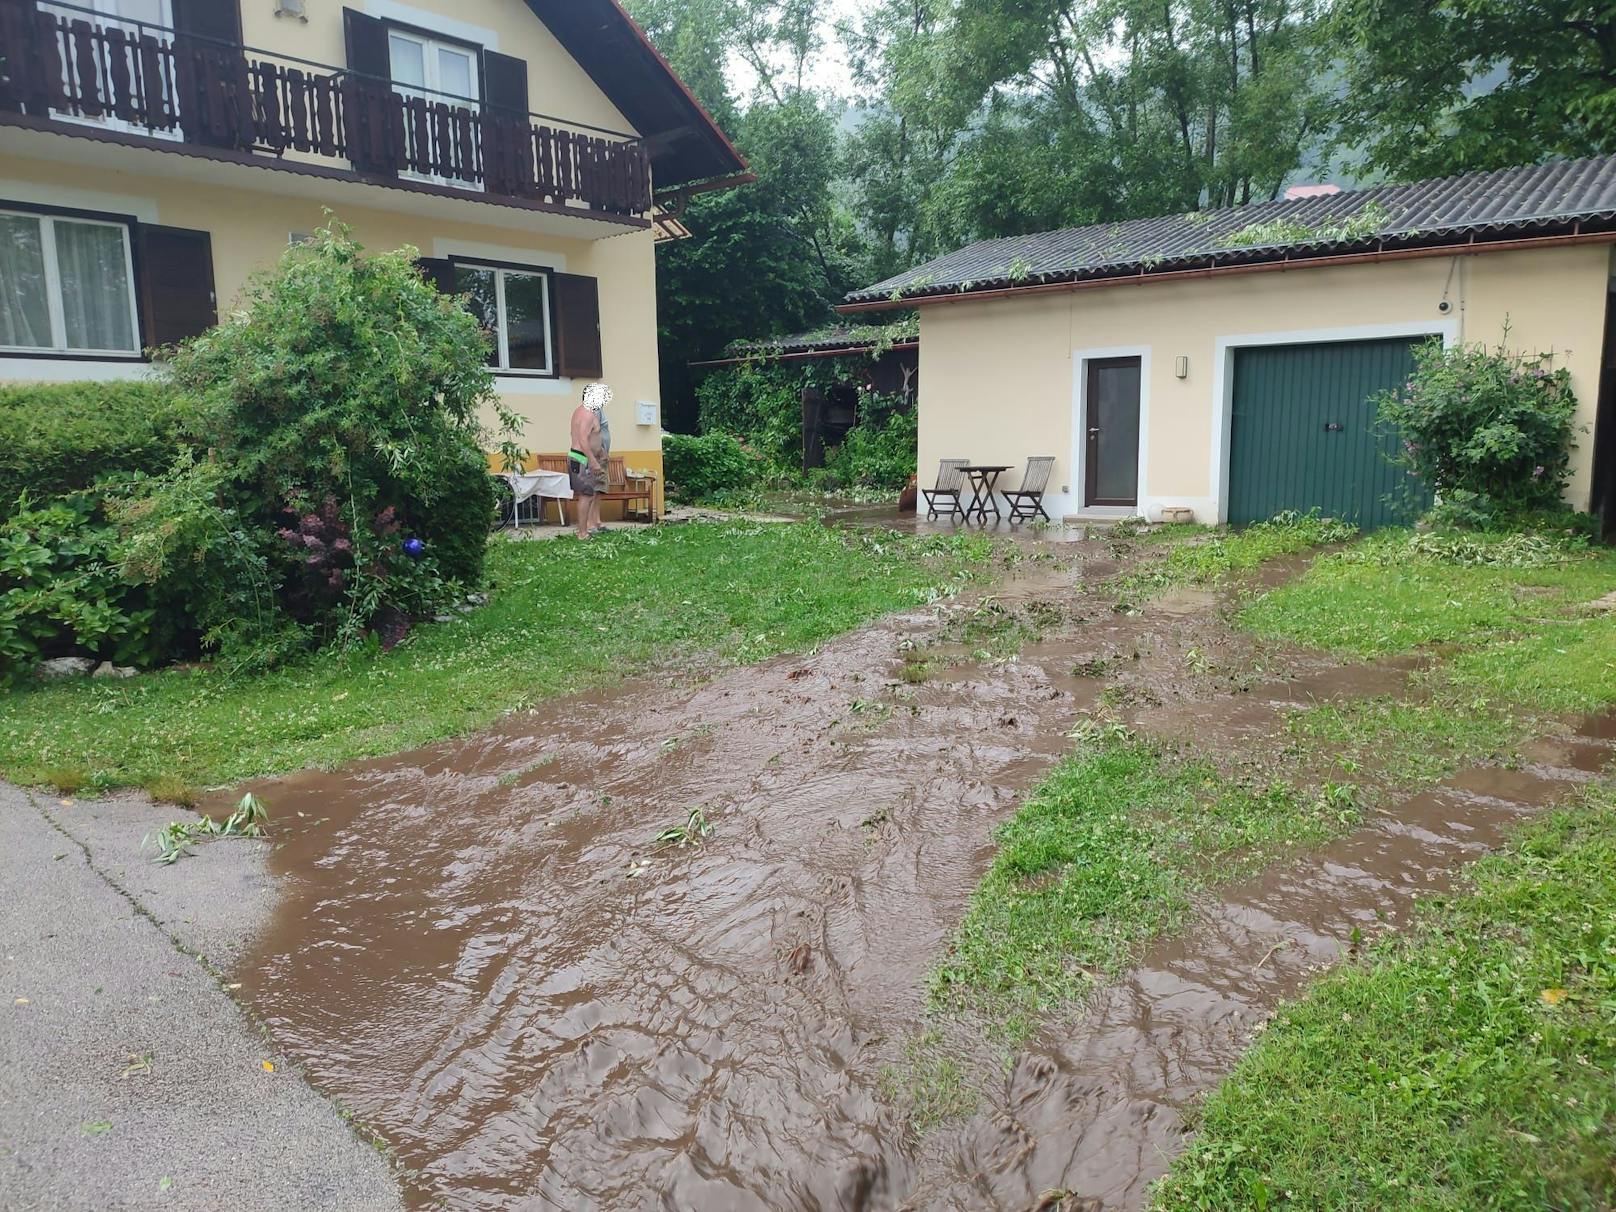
275, 0, 308, 20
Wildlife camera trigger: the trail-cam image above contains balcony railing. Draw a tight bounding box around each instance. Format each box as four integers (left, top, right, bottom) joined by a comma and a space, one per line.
0, 0, 652, 218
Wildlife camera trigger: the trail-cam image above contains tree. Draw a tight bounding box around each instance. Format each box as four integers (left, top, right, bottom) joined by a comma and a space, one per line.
625, 0, 866, 430
1330, 0, 1616, 179
844, 0, 1334, 270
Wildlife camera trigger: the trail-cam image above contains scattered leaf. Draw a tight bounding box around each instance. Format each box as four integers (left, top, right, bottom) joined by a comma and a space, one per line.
80, 1121, 112, 1136
158, 1176, 173, 1192
1540, 986, 1569, 1006
261, 1060, 275, 1073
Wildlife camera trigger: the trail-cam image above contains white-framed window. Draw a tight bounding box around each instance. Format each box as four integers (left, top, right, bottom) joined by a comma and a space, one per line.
453, 261, 554, 375
44, 0, 180, 141
388, 28, 481, 189
0, 209, 141, 357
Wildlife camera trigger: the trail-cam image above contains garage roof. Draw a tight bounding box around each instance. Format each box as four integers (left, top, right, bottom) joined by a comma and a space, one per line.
522, 0, 748, 191
843, 154, 1616, 309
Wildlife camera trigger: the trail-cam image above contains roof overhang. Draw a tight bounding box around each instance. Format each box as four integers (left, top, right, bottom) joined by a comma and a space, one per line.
521, 0, 749, 193
838, 226, 1616, 314
690, 340, 919, 368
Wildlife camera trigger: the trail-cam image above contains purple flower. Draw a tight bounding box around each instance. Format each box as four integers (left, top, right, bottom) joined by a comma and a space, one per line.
1532, 465, 1545, 478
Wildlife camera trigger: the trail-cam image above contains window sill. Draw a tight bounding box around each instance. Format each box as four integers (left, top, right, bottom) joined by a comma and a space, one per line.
0, 355, 152, 382
0, 350, 146, 362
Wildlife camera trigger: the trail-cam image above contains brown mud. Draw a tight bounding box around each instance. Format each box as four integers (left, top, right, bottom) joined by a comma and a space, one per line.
902, 711, 1616, 1211
221, 533, 1604, 1210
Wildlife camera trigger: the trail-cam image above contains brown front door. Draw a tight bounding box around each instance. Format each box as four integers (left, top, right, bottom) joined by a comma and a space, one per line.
1085, 356, 1141, 507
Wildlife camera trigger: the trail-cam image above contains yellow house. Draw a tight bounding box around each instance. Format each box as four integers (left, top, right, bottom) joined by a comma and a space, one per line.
0, 0, 749, 516
842, 157, 1616, 530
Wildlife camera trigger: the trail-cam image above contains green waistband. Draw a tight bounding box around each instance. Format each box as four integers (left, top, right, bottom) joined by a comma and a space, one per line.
568, 449, 589, 465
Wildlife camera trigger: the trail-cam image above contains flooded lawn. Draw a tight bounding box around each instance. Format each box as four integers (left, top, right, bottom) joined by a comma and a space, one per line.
212, 525, 1612, 1209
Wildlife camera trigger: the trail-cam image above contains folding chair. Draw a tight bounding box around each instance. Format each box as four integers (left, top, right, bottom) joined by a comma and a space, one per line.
1003, 455, 1056, 522
921, 458, 968, 520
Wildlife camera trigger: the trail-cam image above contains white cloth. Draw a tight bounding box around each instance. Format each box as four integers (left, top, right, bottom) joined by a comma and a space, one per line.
503, 469, 573, 504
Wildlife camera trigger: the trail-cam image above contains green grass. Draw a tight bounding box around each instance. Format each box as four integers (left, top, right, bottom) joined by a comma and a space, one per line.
1115, 512, 1357, 599
879, 1028, 979, 1133
0, 522, 994, 791
1282, 694, 1525, 791
1240, 529, 1616, 658
930, 730, 1358, 1038
1449, 613, 1616, 715
1152, 785, 1616, 1212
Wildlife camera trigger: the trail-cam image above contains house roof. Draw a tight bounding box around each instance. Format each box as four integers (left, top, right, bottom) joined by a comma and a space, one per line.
689, 320, 920, 367
843, 154, 1616, 309
522, 0, 749, 191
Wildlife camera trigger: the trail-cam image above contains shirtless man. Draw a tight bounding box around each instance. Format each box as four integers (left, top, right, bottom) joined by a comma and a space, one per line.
568, 382, 612, 538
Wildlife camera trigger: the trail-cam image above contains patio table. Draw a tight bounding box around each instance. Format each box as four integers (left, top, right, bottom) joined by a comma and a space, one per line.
960, 464, 1010, 523
499, 469, 573, 527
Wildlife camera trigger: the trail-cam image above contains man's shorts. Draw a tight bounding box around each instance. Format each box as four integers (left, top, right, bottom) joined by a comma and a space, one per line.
570, 465, 600, 496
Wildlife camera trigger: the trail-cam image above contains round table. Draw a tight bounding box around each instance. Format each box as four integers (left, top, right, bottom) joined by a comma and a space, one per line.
960, 464, 1010, 522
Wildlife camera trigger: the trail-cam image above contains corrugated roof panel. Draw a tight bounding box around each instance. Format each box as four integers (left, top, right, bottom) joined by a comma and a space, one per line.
846, 154, 1616, 305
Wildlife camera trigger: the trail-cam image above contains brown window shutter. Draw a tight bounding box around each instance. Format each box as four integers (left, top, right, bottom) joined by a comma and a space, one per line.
414, 257, 457, 294
172, 0, 246, 148
482, 51, 528, 115
342, 7, 395, 176
0, 0, 42, 116
342, 7, 390, 79
553, 273, 602, 379
172, 0, 242, 43
136, 224, 218, 351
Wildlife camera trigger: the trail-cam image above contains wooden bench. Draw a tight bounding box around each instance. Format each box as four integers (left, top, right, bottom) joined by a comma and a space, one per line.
520, 454, 657, 524
595, 455, 658, 522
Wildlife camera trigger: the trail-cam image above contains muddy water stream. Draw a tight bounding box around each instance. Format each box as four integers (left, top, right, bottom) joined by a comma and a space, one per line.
905, 712, 1616, 1210
226, 539, 1606, 1210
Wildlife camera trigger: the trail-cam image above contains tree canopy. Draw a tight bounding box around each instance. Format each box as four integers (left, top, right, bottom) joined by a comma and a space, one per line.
626, 0, 1616, 425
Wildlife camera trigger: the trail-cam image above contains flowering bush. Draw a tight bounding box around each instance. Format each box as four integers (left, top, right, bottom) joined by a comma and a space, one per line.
1376, 336, 1580, 524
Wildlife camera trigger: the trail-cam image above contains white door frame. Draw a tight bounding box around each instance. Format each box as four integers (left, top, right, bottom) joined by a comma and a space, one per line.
1070, 344, 1151, 518
1209, 318, 1458, 524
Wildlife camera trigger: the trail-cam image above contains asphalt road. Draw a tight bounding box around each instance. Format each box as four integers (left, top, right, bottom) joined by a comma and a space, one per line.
0, 783, 401, 1212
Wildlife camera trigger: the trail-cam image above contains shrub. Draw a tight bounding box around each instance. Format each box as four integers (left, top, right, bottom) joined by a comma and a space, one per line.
0, 455, 275, 682
0, 380, 203, 509
165, 220, 518, 649
823, 394, 917, 490
1376, 336, 1580, 523
405, 444, 498, 588
662, 431, 758, 501
695, 361, 803, 472
0, 494, 130, 679
104, 453, 275, 665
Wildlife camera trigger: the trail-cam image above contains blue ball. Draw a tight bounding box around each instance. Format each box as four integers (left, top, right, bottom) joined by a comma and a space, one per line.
403, 537, 425, 559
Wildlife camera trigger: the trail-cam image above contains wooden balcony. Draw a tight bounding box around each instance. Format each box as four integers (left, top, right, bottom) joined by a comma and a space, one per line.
0, 0, 652, 223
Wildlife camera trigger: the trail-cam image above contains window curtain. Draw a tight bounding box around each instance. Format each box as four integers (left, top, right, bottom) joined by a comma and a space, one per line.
53, 220, 136, 352
0, 214, 54, 350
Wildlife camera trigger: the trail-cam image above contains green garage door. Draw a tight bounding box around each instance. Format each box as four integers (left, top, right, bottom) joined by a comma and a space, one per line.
1228, 337, 1434, 528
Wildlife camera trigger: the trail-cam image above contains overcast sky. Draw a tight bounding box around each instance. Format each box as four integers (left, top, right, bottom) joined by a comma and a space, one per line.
724, 0, 864, 101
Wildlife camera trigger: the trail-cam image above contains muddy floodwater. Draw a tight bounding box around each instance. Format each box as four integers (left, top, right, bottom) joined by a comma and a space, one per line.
225, 534, 1612, 1210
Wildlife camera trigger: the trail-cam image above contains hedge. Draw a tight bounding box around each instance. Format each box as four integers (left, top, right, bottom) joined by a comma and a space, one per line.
0, 380, 205, 509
